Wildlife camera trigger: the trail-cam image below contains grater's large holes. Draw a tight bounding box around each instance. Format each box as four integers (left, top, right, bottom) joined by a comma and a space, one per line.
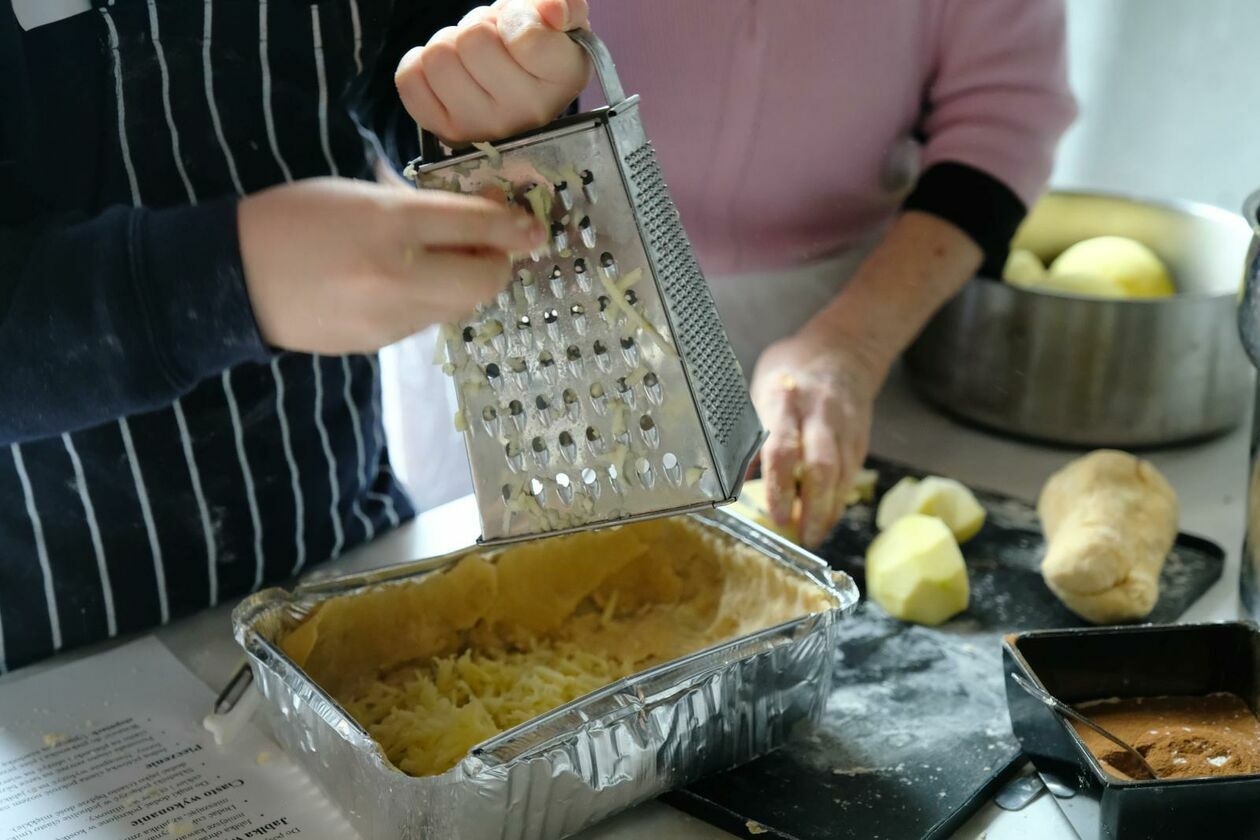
527, 477, 546, 504
558, 430, 577, 462
620, 335, 640, 366
615, 376, 636, 409
662, 452, 682, 486
508, 400, 526, 432
566, 345, 582, 363
462, 326, 476, 344
585, 426, 606, 454
517, 314, 532, 330
636, 457, 655, 489
482, 318, 505, 345
624, 289, 639, 306
570, 303, 588, 335
508, 357, 527, 374
578, 216, 596, 249
581, 169, 596, 204
505, 439, 524, 472
581, 467, 601, 499
482, 405, 500, 435
589, 381, 608, 413
544, 308, 559, 325
574, 258, 592, 293
549, 265, 565, 297
592, 339, 612, 372
639, 414, 660, 448
600, 252, 618, 280
534, 394, 552, 422
550, 222, 568, 253
555, 472, 574, 505
536, 350, 556, 384
562, 388, 580, 419
485, 363, 502, 390
556, 180, 573, 211
597, 295, 611, 313
643, 371, 663, 404
501, 483, 514, 502
607, 465, 622, 493
530, 436, 550, 467
519, 268, 538, 304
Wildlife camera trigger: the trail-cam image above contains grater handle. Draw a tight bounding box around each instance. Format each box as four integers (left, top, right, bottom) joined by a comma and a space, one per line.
567, 29, 627, 109
416, 29, 628, 165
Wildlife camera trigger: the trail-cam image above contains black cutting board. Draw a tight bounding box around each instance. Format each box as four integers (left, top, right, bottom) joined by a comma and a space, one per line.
664, 457, 1225, 840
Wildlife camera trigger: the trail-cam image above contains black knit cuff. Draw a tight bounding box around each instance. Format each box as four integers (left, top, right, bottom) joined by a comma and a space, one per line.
903, 162, 1028, 278
139, 197, 273, 391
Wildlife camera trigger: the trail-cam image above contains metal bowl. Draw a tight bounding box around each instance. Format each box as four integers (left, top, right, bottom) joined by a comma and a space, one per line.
905, 190, 1253, 448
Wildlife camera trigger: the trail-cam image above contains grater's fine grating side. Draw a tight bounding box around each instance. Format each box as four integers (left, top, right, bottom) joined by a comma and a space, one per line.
624, 143, 748, 449
407, 31, 763, 545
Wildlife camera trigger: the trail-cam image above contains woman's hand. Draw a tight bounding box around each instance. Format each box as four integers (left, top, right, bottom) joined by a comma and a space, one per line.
238, 178, 545, 355
395, 0, 592, 145
750, 332, 887, 547
748, 211, 985, 546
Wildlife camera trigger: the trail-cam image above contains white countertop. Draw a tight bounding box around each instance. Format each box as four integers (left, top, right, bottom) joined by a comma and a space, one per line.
5, 364, 1250, 840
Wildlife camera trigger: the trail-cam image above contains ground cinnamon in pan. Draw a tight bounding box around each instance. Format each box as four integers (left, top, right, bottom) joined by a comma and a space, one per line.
1071, 693, 1260, 780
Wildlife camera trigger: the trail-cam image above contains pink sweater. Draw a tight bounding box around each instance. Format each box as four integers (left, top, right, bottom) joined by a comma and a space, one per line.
584, 1, 1076, 275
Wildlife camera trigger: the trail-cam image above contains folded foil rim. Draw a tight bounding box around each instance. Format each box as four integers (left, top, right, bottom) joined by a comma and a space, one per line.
232, 509, 859, 839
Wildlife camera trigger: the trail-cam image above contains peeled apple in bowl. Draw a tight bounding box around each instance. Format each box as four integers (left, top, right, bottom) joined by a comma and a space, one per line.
866, 515, 970, 625
1048, 236, 1175, 298
1030, 270, 1131, 299
876, 476, 986, 543
1002, 248, 1047, 287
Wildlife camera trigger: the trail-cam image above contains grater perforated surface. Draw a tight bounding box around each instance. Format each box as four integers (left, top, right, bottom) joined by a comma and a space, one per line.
625, 143, 746, 448
415, 120, 731, 543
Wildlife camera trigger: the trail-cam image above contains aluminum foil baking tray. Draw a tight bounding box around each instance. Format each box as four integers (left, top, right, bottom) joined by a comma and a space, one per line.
232, 510, 859, 840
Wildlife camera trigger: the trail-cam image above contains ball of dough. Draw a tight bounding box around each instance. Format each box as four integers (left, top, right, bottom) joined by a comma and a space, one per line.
1048, 236, 1176, 298
1038, 450, 1178, 624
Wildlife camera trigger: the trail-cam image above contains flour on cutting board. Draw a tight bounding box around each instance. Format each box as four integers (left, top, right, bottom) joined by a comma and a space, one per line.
794, 613, 1011, 780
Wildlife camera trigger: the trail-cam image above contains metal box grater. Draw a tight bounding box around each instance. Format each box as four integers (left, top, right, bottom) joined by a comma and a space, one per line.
405, 31, 763, 545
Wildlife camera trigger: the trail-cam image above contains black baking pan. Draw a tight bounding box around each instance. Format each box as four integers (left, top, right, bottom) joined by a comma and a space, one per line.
1004, 622, 1260, 840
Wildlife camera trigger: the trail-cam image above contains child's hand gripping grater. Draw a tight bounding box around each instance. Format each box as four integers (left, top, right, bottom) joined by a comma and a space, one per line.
406, 30, 764, 545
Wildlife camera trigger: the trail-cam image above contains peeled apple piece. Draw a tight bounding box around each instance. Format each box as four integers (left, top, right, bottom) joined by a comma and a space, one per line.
1048, 236, 1175, 298
728, 479, 796, 542
1002, 248, 1047, 287
866, 515, 969, 626
850, 468, 878, 504
729, 470, 880, 544
876, 476, 986, 543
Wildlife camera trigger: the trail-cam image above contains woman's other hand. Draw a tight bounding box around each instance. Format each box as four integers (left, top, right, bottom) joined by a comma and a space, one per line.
750, 333, 886, 548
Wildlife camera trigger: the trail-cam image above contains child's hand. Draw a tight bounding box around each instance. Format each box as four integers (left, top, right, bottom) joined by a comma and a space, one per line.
238, 178, 545, 354
395, 0, 591, 144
